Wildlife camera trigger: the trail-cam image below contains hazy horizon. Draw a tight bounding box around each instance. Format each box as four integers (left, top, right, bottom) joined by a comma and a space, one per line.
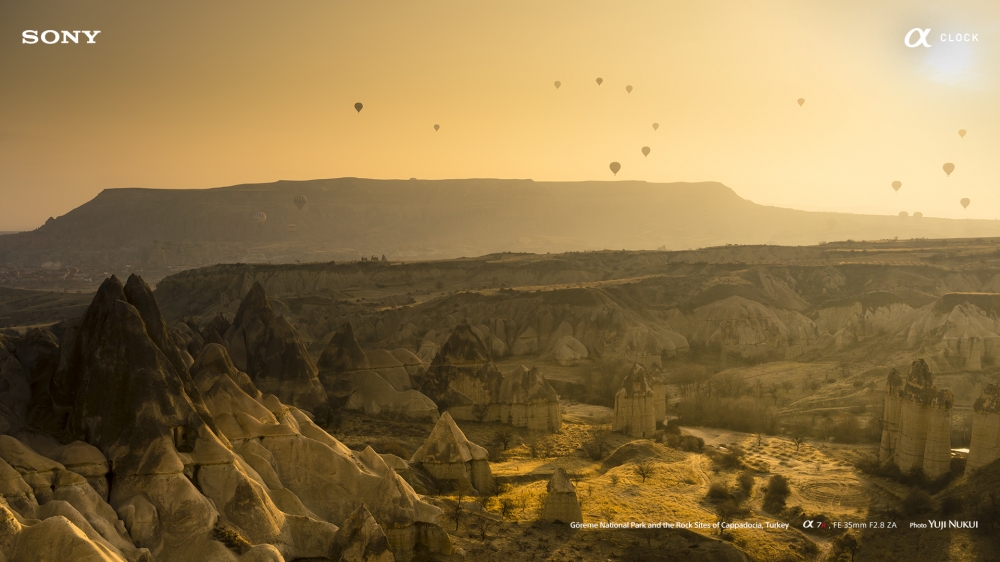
3, 0, 1000, 230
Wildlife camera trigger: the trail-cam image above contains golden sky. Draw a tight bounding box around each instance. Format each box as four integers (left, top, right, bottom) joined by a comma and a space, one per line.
1, 0, 998, 230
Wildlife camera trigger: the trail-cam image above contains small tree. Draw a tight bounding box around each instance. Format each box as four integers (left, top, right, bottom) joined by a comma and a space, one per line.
499, 497, 516, 520
714, 499, 741, 537
763, 475, 790, 513
833, 531, 860, 562
634, 460, 656, 484
451, 490, 465, 531
789, 424, 810, 452
493, 427, 515, 451
473, 516, 494, 541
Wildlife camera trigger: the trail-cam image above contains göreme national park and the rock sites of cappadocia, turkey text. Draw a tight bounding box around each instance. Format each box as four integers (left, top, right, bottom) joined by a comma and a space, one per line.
4, 1, 1000, 561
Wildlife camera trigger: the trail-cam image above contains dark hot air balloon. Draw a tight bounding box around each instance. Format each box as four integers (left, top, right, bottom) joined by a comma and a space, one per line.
554, 81, 561, 89
943, 163, 955, 176
652, 123, 659, 131
961, 198, 970, 209
609, 162, 621, 175
252, 211, 266, 225
797, 98, 805, 107
434, 124, 440, 131
641, 146, 650, 157
293, 195, 307, 210
898, 211, 908, 217
596, 77, 603, 86
354, 102, 363, 113
892, 181, 901, 192
913, 212, 923, 218
959, 129, 967, 138
626, 85, 633, 93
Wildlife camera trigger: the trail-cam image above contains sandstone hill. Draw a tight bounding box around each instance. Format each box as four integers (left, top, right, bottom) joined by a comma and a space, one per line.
4, 178, 1000, 278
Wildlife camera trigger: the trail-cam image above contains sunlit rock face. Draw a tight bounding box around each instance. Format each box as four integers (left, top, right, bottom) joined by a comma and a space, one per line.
0, 275, 455, 562
878, 368, 904, 463
539, 468, 582, 524
968, 383, 1000, 471
613, 365, 656, 438
882, 359, 953, 479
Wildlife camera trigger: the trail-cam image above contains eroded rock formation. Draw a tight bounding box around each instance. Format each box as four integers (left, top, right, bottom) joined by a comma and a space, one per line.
539, 468, 582, 524
880, 359, 953, 479
613, 365, 657, 438
410, 412, 493, 495
968, 383, 1000, 471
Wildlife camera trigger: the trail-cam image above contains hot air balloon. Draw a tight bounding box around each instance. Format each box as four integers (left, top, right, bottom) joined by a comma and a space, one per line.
943, 163, 955, 176
959, 129, 966, 138
596, 77, 603, 86
626, 85, 633, 94
434, 124, 440, 131
797, 98, 805, 107
286, 224, 297, 232
609, 162, 621, 176
913, 212, 923, 218
899, 211, 908, 217
554, 81, 561, 89
892, 181, 902, 192
641, 146, 650, 157
252, 211, 266, 225
354, 102, 363, 113
961, 198, 970, 209
293, 195, 307, 210
652, 123, 659, 131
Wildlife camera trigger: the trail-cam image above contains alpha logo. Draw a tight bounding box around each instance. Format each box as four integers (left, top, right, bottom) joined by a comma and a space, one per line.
904, 28, 932, 48
22, 30, 101, 45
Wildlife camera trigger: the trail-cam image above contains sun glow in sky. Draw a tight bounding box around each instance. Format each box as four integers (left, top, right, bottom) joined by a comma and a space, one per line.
1, 0, 999, 230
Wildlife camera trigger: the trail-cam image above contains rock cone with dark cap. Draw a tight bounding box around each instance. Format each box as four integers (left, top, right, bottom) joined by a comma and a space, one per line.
880, 359, 952, 478
318, 322, 438, 419
223, 281, 326, 410
417, 322, 504, 417
613, 364, 656, 438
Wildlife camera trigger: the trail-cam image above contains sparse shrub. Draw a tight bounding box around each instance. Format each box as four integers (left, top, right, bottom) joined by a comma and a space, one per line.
212, 523, 252, 555
763, 475, 790, 512
492, 427, 515, 450
499, 497, 516, 519
706, 481, 730, 501
583, 426, 612, 460
902, 488, 933, 515
737, 470, 754, 494
633, 460, 655, 484
610, 474, 620, 486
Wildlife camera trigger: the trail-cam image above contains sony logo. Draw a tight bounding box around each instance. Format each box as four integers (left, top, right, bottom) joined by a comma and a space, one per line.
22, 30, 101, 45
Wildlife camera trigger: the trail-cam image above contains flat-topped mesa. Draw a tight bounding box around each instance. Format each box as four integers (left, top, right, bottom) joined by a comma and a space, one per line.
417, 322, 504, 416
968, 383, 1000, 471
492, 366, 561, 433
410, 412, 493, 495
613, 364, 657, 438
318, 322, 438, 419
539, 467, 583, 524
887, 359, 953, 478
223, 281, 326, 410
879, 368, 905, 462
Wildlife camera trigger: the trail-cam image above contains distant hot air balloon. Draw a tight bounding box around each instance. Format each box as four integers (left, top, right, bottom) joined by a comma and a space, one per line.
596, 77, 603, 86
641, 146, 650, 157
609, 162, 621, 176
293, 195, 307, 210
959, 129, 967, 138
943, 163, 955, 176
434, 124, 440, 131
252, 211, 266, 225
961, 198, 970, 209
899, 211, 908, 217
652, 123, 659, 131
892, 181, 902, 192
554, 81, 561, 89
626, 85, 633, 94
286, 224, 297, 232
797, 98, 805, 107
354, 102, 363, 113
913, 212, 923, 218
